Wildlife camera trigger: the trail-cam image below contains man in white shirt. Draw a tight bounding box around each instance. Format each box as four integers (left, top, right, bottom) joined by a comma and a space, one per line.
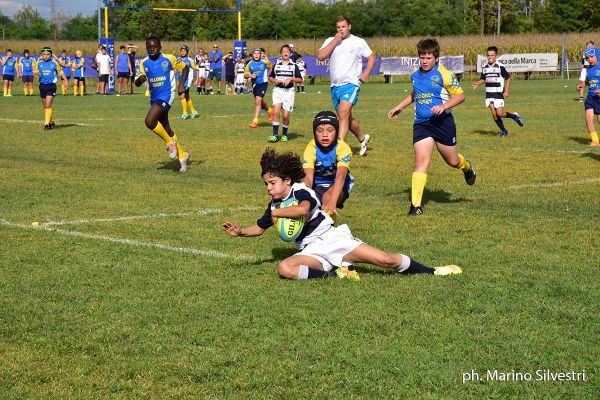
95, 46, 111, 94
317, 15, 376, 156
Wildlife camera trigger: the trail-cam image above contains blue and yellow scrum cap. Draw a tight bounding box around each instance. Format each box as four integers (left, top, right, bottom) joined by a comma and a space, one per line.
584, 47, 600, 59
41, 47, 52, 56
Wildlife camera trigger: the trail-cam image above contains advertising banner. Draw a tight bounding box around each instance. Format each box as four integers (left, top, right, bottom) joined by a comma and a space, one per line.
380, 56, 464, 75
100, 37, 115, 93
476, 53, 558, 72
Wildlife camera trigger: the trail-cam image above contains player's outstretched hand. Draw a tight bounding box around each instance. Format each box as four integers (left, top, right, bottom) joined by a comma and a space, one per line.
430, 105, 445, 116
223, 222, 241, 237
387, 106, 402, 119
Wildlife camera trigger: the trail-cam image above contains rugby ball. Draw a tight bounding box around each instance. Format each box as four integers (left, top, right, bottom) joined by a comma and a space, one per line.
276, 198, 305, 242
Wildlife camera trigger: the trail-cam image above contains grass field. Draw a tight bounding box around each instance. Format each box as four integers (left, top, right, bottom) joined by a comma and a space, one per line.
1, 78, 599, 399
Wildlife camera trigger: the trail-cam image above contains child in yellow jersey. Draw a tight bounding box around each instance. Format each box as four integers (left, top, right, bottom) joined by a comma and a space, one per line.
135, 37, 191, 172
388, 38, 476, 216
34, 47, 68, 130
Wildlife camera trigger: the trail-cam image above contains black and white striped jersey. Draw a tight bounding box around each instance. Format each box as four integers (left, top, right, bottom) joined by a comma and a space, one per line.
269, 59, 302, 89
480, 62, 510, 99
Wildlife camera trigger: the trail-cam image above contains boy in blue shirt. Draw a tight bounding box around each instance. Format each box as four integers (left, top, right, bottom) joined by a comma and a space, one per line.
18, 49, 36, 96
2, 49, 17, 96
222, 147, 462, 280
135, 37, 191, 172
580, 47, 600, 147
58, 49, 71, 95
245, 48, 273, 128
388, 38, 476, 216
115, 45, 132, 96
72, 49, 86, 96
33, 47, 68, 130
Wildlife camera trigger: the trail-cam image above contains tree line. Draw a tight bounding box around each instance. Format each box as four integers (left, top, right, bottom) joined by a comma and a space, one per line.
0, 0, 598, 42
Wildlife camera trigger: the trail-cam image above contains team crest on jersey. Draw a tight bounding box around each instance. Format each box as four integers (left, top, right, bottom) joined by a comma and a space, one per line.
162, 61, 169, 72
430, 76, 440, 87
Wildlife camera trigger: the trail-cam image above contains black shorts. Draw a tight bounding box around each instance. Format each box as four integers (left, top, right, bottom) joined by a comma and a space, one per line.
117, 72, 130, 78
225, 74, 235, 84
413, 113, 457, 147
99, 74, 109, 83
22, 75, 33, 83
314, 185, 350, 209
253, 82, 268, 98
39, 83, 57, 98
63, 75, 71, 80
3, 74, 14, 81
75, 77, 85, 82
584, 95, 600, 115
151, 99, 171, 111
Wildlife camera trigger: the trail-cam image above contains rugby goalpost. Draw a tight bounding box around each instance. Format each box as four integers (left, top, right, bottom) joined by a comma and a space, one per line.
101, 1, 243, 40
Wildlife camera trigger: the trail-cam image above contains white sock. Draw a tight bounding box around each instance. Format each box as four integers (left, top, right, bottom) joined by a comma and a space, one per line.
298, 265, 309, 280
397, 254, 411, 273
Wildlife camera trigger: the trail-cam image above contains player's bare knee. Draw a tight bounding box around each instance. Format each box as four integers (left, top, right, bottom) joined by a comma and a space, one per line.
276, 261, 295, 279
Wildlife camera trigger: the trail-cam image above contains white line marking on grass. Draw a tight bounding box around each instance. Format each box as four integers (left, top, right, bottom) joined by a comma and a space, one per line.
0, 219, 256, 261
43, 206, 260, 226
0, 117, 99, 126
508, 177, 600, 190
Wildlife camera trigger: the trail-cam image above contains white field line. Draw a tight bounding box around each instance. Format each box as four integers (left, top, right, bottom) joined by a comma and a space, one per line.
0, 219, 256, 261
42, 206, 260, 227
0, 117, 99, 126
508, 177, 600, 190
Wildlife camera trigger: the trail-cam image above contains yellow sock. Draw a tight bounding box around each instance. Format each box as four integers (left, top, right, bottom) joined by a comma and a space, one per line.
61, 85, 65, 95
590, 132, 599, 144
252, 117, 259, 124
267, 107, 273, 114
24, 87, 28, 95
44, 108, 52, 125
457, 154, 471, 172
3, 88, 6, 96
180, 99, 188, 115
7, 88, 11, 95
73, 86, 78, 96
411, 172, 427, 207
187, 100, 196, 113
152, 121, 173, 145
172, 134, 186, 159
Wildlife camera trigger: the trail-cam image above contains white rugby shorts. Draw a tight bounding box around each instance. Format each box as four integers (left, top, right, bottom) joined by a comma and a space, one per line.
579, 67, 587, 82
296, 224, 363, 271
485, 98, 505, 108
272, 86, 295, 112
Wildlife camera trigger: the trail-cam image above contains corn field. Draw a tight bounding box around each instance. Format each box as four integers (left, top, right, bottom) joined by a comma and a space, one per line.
3, 32, 598, 65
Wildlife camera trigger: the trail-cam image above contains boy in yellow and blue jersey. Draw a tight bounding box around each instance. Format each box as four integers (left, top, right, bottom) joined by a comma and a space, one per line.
18, 49, 36, 95
58, 49, 71, 95
135, 37, 191, 172
72, 49, 86, 96
2, 49, 17, 96
177, 45, 199, 120
581, 47, 600, 147
245, 48, 273, 128
33, 47, 67, 130
303, 111, 355, 218
388, 38, 476, 216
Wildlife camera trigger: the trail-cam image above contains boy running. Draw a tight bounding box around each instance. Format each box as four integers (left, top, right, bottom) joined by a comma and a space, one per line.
135, 37, 191, 172
268, 45, 303, 142
245, 48, 273, 128
33, 47, 68, 130
471, 46, 524, 138
387, 38, 476, 216
223, 148, 462, 280
580, 47, 600, 147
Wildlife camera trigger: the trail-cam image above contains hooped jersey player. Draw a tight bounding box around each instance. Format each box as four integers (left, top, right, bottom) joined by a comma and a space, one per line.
256, 182, 334, 249
138, 53, 186, 105
269, 58, 302, 89
411, 63, 463, 124
480, 61, 510, 100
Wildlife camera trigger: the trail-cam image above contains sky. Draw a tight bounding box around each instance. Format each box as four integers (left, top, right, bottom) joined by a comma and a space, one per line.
0, 0, 99, 19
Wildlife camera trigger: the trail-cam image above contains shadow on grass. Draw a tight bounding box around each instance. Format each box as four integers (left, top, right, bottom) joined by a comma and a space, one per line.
390, 187, 472, 206
245, 247, 295, 267
568, 136, 589, 145
156, 158, 204, 172
583, 152, 600, 162
469, 129, 499, 137
52, 123, 80, 130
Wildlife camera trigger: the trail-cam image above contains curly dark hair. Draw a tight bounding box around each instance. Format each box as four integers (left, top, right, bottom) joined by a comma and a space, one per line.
260, 148, 305, 183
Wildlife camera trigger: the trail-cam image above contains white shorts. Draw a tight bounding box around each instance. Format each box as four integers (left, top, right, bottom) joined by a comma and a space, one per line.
485, 98, 504, 108
198, 68, 205, 79
235, 74, 245, 86
272, 87, 295, 112
579, 68, 587, 82
300, 72, 306, 81
296, 224, 362, 271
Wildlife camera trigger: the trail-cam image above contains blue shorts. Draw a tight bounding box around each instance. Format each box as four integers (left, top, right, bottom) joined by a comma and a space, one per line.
584, 95, 600, 115
208, 69, 222, 81
331, 83, 360, 110
22, 75, 33, 83
151, 99, 171, 111
3, 74, 14, 81
253, 82, 268, 98
39, 83, 57, 98
314, 184, 350, 209
413, 112, 457, 147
